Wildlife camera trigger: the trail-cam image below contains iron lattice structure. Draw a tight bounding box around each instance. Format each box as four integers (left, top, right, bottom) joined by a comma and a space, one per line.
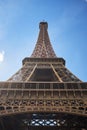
0, 22, 87, 130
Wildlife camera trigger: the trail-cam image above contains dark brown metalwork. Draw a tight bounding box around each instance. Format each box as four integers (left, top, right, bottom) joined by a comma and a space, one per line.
0, 22, 87, 130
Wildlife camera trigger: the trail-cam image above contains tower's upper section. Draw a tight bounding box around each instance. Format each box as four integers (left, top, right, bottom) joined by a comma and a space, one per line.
7, 22, 81, 82
31, 22, 56, 58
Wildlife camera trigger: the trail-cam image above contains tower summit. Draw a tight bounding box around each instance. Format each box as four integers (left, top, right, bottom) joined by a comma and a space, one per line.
0, 22, 87, 130
31, 22, 56, 58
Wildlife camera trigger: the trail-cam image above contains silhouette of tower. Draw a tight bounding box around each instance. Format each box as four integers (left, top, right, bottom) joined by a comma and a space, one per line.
0, 22, 87, 130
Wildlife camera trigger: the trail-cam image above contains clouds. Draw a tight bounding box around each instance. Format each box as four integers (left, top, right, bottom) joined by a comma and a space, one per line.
0, 51, 5, 63
84, 0, 87, 3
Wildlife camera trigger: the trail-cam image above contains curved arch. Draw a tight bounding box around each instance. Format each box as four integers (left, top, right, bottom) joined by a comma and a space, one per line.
0, 112, 87, 130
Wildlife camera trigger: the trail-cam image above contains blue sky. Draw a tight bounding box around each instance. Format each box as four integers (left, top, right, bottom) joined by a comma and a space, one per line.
0, 0, 87, 81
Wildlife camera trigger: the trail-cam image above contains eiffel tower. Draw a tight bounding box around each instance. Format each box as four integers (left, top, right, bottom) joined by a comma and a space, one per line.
0, 22, 87, 130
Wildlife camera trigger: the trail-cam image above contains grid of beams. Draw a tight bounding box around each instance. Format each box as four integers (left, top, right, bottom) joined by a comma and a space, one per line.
8, 59, 81, 82
0, 82, 87, 116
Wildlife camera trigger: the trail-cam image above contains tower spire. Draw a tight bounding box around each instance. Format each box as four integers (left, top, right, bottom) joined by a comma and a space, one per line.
31, 22, 56, 58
